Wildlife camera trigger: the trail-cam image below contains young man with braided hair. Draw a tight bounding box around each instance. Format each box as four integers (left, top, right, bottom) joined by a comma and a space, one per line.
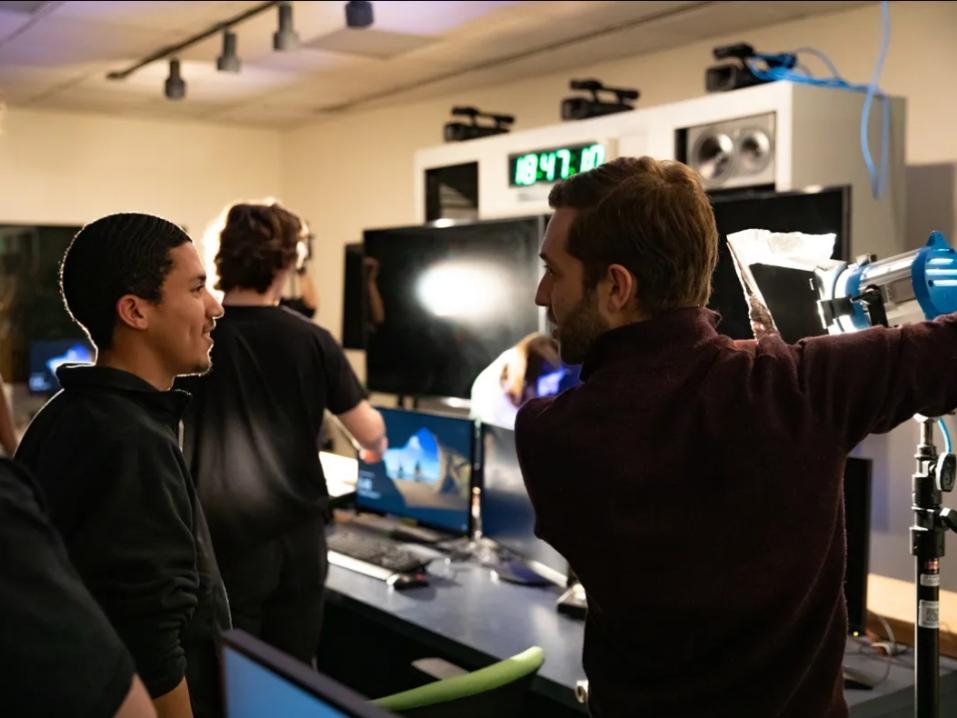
516, 156, 957, 717
16, 213, 229, 718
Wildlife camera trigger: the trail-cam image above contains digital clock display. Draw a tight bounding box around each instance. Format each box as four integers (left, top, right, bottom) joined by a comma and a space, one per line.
508, 143, 606, 187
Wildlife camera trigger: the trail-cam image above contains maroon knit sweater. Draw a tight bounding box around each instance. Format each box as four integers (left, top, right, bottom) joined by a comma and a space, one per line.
516, 307, 957, 718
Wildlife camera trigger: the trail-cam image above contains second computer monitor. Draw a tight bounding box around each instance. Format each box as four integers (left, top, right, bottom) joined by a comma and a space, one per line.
481, 424, 567, 582
356, 407, 476, 535
222, 629, 397, 718
28, 338, 92, 394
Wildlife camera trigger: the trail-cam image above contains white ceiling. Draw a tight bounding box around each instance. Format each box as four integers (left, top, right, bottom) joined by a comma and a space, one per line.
0, 0, 871, 128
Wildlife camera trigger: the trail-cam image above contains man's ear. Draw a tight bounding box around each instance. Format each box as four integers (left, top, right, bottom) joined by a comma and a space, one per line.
604, 263, 638, 313
115, 294, 150, 332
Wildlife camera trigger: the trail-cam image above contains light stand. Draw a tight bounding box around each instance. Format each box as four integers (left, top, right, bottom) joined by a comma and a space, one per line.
910, 417, 957, 718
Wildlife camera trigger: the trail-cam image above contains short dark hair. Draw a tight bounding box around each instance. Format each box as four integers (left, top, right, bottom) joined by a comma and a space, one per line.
216, 203, 301, 293
60, 213, 191, 350
548, 156, 719, 314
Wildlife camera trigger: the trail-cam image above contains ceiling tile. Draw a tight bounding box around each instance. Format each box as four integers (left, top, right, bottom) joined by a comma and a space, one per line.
0, 6, 31, 42
305, 27, 438, 60
48, 1, 261, 33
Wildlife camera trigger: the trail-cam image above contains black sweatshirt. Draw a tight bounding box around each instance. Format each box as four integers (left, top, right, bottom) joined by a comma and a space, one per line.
516, 307, 957, 718
0, 458, 135, 717
16, 365, 230, 717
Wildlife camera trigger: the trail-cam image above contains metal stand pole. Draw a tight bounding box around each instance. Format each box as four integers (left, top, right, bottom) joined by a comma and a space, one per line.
910, 417, 957, 718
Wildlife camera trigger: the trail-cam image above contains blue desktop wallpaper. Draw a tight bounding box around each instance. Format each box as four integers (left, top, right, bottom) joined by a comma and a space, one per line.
224, 649, 349, 718
357, 408, 474, 534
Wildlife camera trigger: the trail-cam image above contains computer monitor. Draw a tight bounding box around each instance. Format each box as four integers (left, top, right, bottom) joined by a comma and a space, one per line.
481, 424, 568, 584
708, 186, 850, 341
363, 216, 545, 399
222, 629, 397, 718
27, 338, 93, 394
356, 407, 477, 535
844, 457, 872, 636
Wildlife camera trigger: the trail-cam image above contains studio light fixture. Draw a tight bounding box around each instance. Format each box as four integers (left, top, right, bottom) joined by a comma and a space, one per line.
106, 1, 281, 101
345, 1, 373, 28
164, 59, 186, 100
273, 1, 299, 51
216, 30, 241, 73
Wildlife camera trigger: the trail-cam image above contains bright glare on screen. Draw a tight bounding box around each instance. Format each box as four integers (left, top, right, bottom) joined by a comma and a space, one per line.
416, 261, 507, 320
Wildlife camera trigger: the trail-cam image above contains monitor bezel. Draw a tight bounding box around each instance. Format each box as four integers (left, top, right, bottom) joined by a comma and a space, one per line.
221, 629, 397, 718
26, 337, 93, 396
355, 406, 480, 536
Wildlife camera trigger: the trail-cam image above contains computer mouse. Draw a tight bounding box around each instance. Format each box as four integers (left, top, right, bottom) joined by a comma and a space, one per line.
387, 572, 429, 590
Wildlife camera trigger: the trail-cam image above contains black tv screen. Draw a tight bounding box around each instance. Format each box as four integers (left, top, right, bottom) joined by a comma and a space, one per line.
708, 186, 850, 340
363, 217, 544, 399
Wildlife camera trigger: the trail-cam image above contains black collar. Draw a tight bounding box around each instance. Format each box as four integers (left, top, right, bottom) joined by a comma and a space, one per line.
580, 307, 722, 381
56, 364, 191, 420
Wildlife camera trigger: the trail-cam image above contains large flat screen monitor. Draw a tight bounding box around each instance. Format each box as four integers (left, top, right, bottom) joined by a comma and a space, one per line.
27, 338, 93, 394
363, 216, 544, 399
481, 424, 568, 584
222, 629, 397, 718
356, 407, 477, 535
709, 186, 850, 341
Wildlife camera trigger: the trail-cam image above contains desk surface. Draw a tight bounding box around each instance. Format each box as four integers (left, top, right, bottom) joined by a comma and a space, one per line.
326, 560, 957, 716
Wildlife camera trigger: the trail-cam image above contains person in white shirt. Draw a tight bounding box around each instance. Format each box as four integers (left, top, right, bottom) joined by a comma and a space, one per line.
469, 332, 562, 430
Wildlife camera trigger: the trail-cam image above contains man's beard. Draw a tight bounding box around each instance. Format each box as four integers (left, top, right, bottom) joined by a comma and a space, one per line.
557, 288, 609, 365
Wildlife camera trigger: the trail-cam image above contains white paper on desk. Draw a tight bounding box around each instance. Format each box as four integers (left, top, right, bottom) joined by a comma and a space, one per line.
726, 229, 844, 337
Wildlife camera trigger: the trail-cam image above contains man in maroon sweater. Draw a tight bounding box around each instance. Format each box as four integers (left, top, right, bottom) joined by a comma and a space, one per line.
515, 156, 957, 718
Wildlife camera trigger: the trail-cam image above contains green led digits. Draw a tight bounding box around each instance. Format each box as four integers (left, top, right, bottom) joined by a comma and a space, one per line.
580, 144, 606, 172
556, 148, 572, 179
539, 152, 557, 182
514, 154, 538, 186
508, 143, 606, 187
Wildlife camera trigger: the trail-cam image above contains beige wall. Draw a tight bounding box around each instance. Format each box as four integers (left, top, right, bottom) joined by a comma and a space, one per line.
284, 0, 957, 350
0, 107, 282, 254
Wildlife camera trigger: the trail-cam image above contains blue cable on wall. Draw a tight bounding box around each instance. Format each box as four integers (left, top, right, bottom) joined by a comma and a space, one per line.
743, 0, 892, 200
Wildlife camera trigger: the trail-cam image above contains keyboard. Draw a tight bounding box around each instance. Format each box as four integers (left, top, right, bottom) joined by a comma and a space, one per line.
327, 528, 428, 574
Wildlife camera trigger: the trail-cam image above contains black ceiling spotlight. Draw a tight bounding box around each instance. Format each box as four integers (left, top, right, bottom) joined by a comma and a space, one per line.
164, 58, 186, 100
345, 1, 373, 28
107, 1, 284, 100
216, 30, 241, 73
705, 43, 796, 93
273, 1, 299, 51
560, 79, 639, 120
443, 106, 514, 142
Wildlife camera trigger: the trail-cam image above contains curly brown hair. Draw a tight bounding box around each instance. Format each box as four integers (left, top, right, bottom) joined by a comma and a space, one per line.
216, 203, 302, 293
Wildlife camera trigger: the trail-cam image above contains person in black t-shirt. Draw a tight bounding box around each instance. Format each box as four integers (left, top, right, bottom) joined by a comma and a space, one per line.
16, 213, 229, 718
0, 458, 156, 718
180, 202, 386, 666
